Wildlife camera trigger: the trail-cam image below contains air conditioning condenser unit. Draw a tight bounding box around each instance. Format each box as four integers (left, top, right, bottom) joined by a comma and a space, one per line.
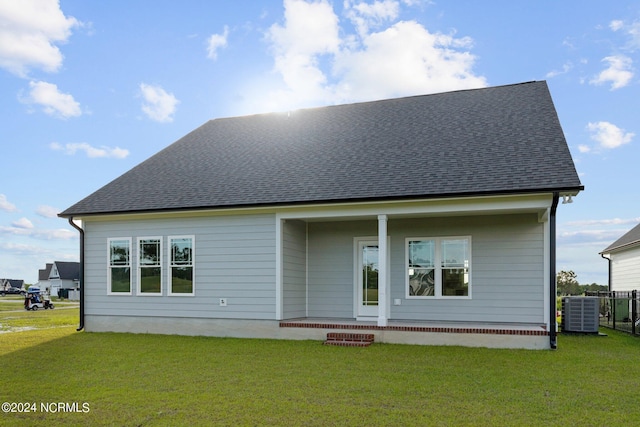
561, 297, 599, 333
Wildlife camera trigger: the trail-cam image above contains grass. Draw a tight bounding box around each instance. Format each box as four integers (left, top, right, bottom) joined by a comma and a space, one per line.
1, 310, 640, 426
0, 300, 78, 333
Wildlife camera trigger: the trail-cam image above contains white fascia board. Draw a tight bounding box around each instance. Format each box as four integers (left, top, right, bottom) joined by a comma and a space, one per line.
78, 193, 554, 223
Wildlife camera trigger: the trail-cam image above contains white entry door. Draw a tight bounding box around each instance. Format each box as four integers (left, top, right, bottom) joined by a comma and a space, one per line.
357, 240, 379, 318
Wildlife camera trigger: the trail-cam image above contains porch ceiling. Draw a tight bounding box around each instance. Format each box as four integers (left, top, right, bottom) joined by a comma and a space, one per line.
277, 193, 554, 223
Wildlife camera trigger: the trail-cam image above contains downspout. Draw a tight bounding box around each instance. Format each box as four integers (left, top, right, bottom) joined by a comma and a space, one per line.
549, 192, 560, 350
68, 217, 85, 331
600, 253, 612, 292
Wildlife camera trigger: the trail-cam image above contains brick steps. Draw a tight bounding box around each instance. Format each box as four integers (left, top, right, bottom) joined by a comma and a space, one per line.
323, 332, 374, 347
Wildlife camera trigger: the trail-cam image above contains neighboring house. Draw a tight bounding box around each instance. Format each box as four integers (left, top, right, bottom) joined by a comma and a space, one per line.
59, 81, 583, 349
9, 279, 24, 291
36, 263, 53, 291
600, 222, 640, 292
37, 261, 80, 298
1, 279, 25, 293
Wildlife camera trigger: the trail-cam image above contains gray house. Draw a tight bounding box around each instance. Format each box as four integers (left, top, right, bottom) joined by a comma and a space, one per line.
60, 81, 583, 349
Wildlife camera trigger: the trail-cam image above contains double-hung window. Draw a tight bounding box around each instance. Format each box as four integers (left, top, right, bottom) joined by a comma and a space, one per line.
407, 236, 471, 298
108, 238, 131, 294
138, 237, 162, 295
169, 235, 194, 296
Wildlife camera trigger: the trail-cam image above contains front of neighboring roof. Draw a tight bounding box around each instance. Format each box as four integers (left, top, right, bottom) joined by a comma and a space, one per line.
54, 261, 80, 280
38, 263, 53, 281
60, 81, 583, 218
601, 222, 640, 254
8, 279, 24, 288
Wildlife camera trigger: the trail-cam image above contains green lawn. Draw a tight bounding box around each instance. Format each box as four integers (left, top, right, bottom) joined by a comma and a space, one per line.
1, 309, 639, 426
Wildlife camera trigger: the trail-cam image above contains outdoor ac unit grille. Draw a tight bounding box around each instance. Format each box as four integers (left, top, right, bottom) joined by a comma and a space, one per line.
562, 297, 599, 333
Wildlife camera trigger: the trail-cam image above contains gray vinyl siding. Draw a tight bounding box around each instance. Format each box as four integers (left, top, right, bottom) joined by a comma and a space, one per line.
282, 220, 307, 318
307, 221, 377, 318
305, 214, 545, 324
85, 210, 546, 325
393, 214, 545, 324
83, 213, 276, 320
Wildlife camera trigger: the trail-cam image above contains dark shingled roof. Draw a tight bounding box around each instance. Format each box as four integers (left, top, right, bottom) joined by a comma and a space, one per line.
60, 81, 583, 217
54, 261, 80, 280
38, 263, 52, 281
601, 222, 640, 254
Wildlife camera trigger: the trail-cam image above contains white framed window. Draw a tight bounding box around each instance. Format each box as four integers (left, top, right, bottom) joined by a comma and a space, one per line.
137, 237, 163, 295
168, 235, 195, 296
108, 237, 132, 295
406, 236, 471, 298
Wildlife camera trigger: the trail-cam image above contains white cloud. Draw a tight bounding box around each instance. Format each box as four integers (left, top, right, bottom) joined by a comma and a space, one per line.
207, 25, 229, 60
23, 80, 82, 118
0, 0, 80, 77
609, 19, 640, 51
50, 142, 129, 159
139, 83, 180, 122
266, 0, 341, 105
546, 62, 573, 78
334, 21, 486, 100
0, 225, 75, 240
610, 20, 624, 32
577, 145, 590, 153
0, 241, 49, 255
345, 0, 399, 37
586, 121, 634, 150
400, 0, 428, 5
590, 55, 634, 90
12, 217, 34, 229
269, 0, 341, 56
559, 229, 625, 243
255, 0, 485, 113
567, 217, 640, 227
36, 205, 59, 218
628, 21, 640, 50
0, 194, 17, 212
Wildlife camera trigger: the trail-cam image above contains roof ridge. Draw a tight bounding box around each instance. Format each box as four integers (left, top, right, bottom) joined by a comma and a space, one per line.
212, 80, 546, 122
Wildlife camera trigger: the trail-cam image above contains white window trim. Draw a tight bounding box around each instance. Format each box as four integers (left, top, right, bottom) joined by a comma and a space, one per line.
168, 235, 195, 297
405, 236, 472, 299
107, 237, 132, 295
137, 236, 163, 296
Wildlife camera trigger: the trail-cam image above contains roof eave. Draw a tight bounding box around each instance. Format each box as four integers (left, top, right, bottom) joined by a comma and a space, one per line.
58, 186, 584, 219
600, 240, 640, 255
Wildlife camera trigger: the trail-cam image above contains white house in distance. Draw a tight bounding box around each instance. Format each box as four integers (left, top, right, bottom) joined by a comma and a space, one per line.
59, 81, 583, 349
600, 222, 640, 292
37, 261, 80, 298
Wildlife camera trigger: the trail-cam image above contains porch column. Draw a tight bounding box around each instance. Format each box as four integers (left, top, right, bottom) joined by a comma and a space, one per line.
275, 216, 283, 321
377, 215, 388, 327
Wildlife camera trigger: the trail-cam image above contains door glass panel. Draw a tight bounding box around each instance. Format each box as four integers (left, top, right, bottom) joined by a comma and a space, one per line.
362, 245, 379, 306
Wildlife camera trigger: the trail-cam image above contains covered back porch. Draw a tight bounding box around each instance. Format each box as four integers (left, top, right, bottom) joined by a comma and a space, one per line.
274, 194, 557, 348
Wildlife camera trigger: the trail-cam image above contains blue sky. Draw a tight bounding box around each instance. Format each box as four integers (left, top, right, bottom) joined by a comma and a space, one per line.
1, 0, 639, 285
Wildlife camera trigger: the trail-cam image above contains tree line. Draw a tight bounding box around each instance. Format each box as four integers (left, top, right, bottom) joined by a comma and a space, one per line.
556, 270, 607, 296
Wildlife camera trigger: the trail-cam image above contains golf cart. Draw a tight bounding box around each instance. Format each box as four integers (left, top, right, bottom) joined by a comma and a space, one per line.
24, 286, 54, 311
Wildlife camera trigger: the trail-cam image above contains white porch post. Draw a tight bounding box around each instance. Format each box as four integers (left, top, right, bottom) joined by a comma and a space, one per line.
275, 216, 283, 321
377, 215, 388, 327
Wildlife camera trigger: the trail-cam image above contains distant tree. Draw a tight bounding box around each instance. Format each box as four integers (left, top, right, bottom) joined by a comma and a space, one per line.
557, 270, 580, 296
583, 283, 608, 293
556, 271, 607, 295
